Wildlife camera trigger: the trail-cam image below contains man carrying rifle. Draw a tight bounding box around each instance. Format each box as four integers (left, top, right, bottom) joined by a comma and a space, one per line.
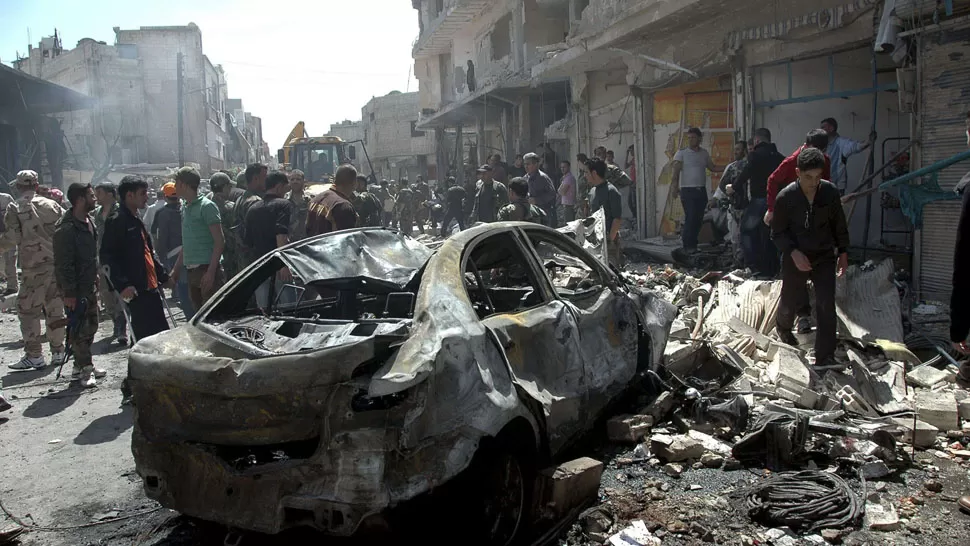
53, 183, 105, 388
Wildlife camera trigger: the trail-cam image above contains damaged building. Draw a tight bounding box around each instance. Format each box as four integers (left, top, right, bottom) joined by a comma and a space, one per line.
411, 0, 970, 300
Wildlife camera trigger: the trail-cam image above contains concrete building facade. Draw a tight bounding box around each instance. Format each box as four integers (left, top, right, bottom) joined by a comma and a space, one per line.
15, 23, 267, 177
361, 91, 437, 181
413, 0, 970, 298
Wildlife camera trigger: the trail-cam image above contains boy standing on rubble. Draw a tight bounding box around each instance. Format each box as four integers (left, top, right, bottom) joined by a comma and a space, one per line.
771, 148, 849, 369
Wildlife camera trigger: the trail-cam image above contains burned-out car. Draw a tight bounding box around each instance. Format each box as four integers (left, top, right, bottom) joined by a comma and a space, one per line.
129, 221, 676, 542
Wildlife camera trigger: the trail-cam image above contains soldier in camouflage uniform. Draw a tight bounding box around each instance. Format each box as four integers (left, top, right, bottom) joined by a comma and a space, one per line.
394, 183, 416, 235
54, 183, 105, 387
94, 183, 128, 344
498, 177, 546, 224
354, 175, 383, 227
0, 171, 68, 370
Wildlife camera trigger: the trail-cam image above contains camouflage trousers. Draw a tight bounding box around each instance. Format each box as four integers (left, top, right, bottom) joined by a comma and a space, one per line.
70, 292, 100, 367
17, 266, 65, 358
2, 249, 17, 291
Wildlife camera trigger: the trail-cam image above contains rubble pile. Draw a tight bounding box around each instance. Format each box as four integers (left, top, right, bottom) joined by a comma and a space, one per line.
571, 258, 970, 544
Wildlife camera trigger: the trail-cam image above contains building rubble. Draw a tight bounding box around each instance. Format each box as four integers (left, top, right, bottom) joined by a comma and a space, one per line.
563, 254, 970, 545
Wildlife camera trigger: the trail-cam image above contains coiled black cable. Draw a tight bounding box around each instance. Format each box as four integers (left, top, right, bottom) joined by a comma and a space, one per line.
745, 471, 863, 532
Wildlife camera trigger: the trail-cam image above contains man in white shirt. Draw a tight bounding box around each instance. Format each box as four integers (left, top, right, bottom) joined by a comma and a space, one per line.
672, 127, 722, 253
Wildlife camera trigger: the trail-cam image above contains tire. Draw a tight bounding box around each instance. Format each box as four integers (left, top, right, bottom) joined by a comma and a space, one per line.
464, 438, 535, 546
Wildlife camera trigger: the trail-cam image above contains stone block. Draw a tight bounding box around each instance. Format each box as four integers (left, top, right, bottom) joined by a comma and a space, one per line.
767, 345, 810, 395
866, 502, 900, 532
607, 414, 654, 443
538, 457, 603, 519
916, 390, 959, 432
959, 398, 970, 421
861, 460, 891, 479
907, 366, 951, 388
651, 433, 705, 462
641, 391, 676, 422
892, 417, 940, 448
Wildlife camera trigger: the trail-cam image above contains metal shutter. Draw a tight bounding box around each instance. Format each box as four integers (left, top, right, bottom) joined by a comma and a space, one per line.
918, 26, 970, 300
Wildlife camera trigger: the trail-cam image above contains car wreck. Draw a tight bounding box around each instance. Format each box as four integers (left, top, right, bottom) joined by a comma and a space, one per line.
128, 220, 677, 542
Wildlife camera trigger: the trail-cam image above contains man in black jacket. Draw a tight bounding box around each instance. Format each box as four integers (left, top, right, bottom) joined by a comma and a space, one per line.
950, 110, 970, 386
100, 176, 171, 342
771, 148, 849, 369
736, 128, 785, 277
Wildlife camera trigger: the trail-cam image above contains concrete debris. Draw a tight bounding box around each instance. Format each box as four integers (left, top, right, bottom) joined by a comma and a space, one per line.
650, 433, 705, 462
607, 414, 655, 443
641, 391, 676, 422
908, 365, 953, 388
700, 452, 725, 468
861, 460, 892, 479
892, 417, 940, 448
958, 397, 970, 421
916, 390, 959, 433
924, 479, 944, 493
865, 502, 901, 532
608, 519, 661, 546
663, 463, 684, 477
538, 457, 604, 520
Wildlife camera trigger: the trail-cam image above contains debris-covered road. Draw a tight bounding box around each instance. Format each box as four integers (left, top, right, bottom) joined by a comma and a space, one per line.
4, 247, 970, 546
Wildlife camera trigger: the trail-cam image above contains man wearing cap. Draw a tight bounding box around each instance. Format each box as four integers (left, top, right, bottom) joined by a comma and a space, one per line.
152, 181, 193, 318
0, 170, 68, 370
470, 164, 508, 223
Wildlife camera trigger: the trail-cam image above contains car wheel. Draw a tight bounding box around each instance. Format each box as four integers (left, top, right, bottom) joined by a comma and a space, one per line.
481, 450, 527, 545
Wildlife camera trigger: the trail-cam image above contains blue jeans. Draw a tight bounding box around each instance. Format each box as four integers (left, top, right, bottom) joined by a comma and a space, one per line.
741, 198, 778, 277
680, 187, 708, 250
165, 255, 194, 320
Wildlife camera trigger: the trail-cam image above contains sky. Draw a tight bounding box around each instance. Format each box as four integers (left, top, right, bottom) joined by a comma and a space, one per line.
1, 0, 420, 151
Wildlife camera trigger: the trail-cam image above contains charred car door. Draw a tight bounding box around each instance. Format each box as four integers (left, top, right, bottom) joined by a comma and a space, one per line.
464, 229, 589, 454
521, 227, 640, 420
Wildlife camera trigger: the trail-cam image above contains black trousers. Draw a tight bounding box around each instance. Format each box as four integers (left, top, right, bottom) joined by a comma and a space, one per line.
128, 289, 170, 341
777, 252, 837, 362
440, 207, 465, 237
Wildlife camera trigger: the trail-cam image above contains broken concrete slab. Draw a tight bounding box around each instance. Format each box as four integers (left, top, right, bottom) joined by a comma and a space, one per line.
687, 430, 733, 457
959, 398, 970, 421
538, 457, 604, 519
640, 391, 675, 422
866, 502, 901, 531
607, 414, 654, 443
767, 345, 810, 398
892, 417, 940, 448
861, 460, 891, 479
916, 390, 959, 432
651, 433, 705, 462
727, 316, 773, 351
663, 463, 684, 477
908, 365, 952, 389
700, 452, 724, 468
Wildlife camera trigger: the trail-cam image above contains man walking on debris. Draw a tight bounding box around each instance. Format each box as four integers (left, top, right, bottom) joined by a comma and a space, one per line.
470, 164, 508, 223
524, 152, 558, 227
586, 157, 624, 268
440, 176, 466, 237
671, 128, 721, 254
0, 188, 17, 296
53, 183, 105, 388
821, 117, 874, 192
354, 175, 383, 227
1, 170, 68, 371
170, 167, 225, 311
94, 183, 127, 344
949, 111, 970, 385
771, 148, 849, 370
307, 164, 359, 236
736, 128, 784, 278
286, 170, 309, 242
246, 171, 296, 307
765, 129, 832, 224
498, 177, 545, 224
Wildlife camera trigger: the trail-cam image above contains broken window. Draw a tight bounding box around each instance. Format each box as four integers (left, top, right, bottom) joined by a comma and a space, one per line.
464, 231, 546, 319
410, 121, 425, 138
491, 14, 512, 60
524, 230, 607, 311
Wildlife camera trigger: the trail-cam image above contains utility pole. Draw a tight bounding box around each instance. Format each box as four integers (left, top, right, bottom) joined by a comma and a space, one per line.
177, 52, 184, 167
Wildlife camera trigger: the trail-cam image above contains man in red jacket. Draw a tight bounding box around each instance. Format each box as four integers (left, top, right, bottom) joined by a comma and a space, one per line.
764, 129, 832, 224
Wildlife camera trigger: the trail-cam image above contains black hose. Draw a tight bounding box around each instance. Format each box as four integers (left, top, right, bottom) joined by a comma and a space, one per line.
745, 471, 863, 532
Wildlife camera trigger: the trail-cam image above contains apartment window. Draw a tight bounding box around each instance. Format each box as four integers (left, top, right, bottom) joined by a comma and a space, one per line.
491, 14, 512, 60
434, 0, 444, 16
411, 121, 425, 138
370, 112, 376, 121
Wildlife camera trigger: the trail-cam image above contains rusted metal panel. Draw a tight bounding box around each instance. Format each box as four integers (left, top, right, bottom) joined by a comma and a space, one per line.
919, 25, 970, 299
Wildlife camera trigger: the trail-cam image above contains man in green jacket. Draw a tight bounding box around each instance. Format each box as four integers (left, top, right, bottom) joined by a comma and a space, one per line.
53, 183, 105, 388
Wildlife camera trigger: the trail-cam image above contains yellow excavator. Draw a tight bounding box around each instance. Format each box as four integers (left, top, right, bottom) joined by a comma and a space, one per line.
278, 121, 373, 184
